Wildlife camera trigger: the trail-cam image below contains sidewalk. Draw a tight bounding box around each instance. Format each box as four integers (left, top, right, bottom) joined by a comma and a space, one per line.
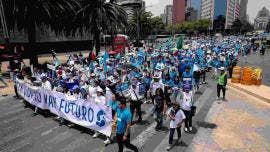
186, 84, 270, 152
228, 81, 270, 104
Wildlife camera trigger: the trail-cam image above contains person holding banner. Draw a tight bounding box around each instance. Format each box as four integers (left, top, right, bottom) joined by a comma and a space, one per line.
93, 87, 106, 138
116, 99, 138, 152
34, 76, 52, 115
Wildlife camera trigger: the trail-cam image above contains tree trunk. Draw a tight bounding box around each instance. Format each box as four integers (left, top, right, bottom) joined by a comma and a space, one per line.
27, 21, 38, 66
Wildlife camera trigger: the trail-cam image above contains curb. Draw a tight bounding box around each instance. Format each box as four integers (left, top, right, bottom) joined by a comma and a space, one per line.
228, 83, 270, 104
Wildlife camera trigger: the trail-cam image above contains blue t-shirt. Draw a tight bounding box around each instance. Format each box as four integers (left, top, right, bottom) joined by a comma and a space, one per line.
109, 100, 118, 112
116, 108, 132, 134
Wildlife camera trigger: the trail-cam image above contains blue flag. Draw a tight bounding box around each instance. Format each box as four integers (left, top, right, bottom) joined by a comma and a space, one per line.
103, 51, 109, 77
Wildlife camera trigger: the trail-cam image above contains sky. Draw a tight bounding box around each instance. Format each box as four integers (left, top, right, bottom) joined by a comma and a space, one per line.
145, 0, 270, 23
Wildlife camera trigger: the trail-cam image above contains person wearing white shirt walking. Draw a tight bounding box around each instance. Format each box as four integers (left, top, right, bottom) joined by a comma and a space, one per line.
166, 102, 186, 151
181, 89, 193, 132
129, 77, 144, 124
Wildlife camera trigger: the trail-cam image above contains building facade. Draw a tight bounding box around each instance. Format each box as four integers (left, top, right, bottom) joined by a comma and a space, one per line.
164, 5, 173, 25
186, 0, 202, 21
239, 0, 248, 22
201, 0, 241, 30
173, 0, 186, 24
201, 0, 214, 21
116, 0, 144, 21
225, 0, 236, 29
254, 7, 270, 30
234, 0, 240, 20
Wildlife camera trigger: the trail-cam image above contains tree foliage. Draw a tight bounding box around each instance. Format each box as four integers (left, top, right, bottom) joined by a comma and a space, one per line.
165, 19, 210, 35
4, 0, 81, 65
75, 0, 128, 53
127, 11, 165, 40
231, 19, 254, 34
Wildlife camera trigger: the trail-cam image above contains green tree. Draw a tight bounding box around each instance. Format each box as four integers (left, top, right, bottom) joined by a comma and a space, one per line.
4, 0, 80, 65
76, 0, 128, 54
241, 20, 254, 33
127, 11, 165, 40
231, 19, 243, 34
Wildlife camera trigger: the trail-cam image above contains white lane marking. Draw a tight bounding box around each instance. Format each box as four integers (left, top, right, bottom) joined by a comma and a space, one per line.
41, 126, 59, 136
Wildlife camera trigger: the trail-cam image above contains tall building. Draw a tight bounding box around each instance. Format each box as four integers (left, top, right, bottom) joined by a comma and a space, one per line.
234, 0, 240, 20
173, 0, 186, 24
239, 0, 248, 22
116, 0, 144, 21
201, 0, 241, 30
225, 0, 236, 29
201, 0, 214, 21
160, 14, 166, 25
186, 0, 202, 21
164, 5, 173, 25
254, 7, 270, 30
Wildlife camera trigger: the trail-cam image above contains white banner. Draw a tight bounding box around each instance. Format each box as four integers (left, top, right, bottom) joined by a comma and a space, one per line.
16, 80, 112, 137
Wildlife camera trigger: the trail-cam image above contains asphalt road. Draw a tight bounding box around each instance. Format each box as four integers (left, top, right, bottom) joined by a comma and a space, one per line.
237, 51, 270, 86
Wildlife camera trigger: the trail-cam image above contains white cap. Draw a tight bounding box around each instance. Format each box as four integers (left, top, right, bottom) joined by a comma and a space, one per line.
219, 67, 225, 70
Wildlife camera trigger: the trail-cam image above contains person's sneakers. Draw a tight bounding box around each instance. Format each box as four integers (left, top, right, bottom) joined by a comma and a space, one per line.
222, 97, 225, 101
216, 97, 220, 100
203, 81, 206, 84
199, 82, 202, 85
166, 144, 173, 151
104, 138, 111, 145
184, 127, 188, 132
93, 132, 100, 138
189, 127, 193, 131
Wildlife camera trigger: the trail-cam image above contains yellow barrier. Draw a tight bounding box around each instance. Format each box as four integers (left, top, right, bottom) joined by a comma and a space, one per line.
241, 67, 253, 85
231, 66, 241, 83
252, 68, 263, 85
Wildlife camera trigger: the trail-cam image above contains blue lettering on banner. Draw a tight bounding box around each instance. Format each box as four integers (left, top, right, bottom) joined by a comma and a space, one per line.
88, 108, 94, 123
33, 92, 42, 103
59, 99, 65, 111
64, 101, 70, 113
16, 80, 112, 136
96, 110, 106, 127
82, 106, 87, 121
75, 104, 81, 118
69, 102, 76, 115
44, 94, 48, 104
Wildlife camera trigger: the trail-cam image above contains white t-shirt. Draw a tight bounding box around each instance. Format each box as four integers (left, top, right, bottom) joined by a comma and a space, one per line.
181, 92, 193, 111
42, 81, 52, 91
169, 108, 186, 128
94, 95, 106, 105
